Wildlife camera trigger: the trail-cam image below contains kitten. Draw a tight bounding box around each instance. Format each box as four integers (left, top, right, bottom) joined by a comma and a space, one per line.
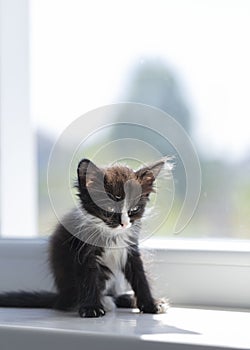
0, 158, 168, 317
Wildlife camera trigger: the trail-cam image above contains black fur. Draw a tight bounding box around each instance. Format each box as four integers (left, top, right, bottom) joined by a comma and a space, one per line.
114, 294, 136, 308
0, 291, 56, 308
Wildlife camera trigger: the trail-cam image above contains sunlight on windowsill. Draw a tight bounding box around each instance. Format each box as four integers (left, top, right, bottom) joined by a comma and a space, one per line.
0, 307, 249, 349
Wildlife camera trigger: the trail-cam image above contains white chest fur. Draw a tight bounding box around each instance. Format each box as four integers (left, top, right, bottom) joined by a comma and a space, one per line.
99, 247, 128, 274
98, 247, 129, 301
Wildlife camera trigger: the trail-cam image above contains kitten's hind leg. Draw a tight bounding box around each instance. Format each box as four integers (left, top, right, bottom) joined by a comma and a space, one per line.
115, 292, 137, 309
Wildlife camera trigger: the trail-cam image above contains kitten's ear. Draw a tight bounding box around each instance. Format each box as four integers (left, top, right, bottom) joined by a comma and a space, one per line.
135, 157, 169, 193
77, 159, 103, 190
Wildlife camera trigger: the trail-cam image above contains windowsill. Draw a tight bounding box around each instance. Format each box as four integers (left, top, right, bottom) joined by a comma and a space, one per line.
0, 307, 250, 350
0, 239, 250, 349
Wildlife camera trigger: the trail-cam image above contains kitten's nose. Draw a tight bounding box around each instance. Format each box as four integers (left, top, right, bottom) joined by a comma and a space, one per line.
121, 212, 131, 229
121, 222, 131, 229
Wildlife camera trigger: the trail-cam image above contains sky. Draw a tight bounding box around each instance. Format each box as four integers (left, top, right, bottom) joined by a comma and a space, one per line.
30, 0, 250, 161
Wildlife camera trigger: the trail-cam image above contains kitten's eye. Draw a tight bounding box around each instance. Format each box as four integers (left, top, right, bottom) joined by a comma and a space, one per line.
129, 206, 140, 215
107, 206, 115, 213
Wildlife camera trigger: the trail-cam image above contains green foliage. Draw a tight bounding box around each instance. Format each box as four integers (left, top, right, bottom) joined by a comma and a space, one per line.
36, 59, 250, 240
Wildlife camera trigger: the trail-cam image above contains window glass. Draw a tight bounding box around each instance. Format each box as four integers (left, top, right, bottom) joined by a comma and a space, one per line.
31, 0, 250, 239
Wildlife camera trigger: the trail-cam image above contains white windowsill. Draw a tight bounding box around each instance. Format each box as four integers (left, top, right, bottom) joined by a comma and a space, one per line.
0, 307, 250, 350
0, 238, 250, 349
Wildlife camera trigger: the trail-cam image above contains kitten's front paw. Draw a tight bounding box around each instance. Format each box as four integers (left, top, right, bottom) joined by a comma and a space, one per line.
154, 299, 168, 314
139, 299, 168, 314
79, 305, 105, 318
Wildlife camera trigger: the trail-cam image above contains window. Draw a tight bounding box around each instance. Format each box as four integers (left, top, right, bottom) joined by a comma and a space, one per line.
31, 0, 250, 240
1, 0, 250, 241
1, 1, 250, 240
1, 0, 250, 235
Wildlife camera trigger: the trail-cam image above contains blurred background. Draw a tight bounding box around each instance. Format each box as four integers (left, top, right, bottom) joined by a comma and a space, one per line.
1, 0, 250, 239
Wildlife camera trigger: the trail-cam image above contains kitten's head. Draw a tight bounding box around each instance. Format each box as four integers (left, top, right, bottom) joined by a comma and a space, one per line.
77, 158, 167, 230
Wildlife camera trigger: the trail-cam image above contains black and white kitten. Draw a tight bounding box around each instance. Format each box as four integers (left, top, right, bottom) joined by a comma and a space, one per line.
0, 158, 168, 317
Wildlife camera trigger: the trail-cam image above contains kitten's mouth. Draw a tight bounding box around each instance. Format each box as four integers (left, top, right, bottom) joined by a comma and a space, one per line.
105, 221, 132, 230
116, 222, 132, 230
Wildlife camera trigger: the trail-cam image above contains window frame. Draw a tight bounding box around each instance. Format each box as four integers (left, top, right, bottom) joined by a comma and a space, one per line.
0, 0, 37, 238
0, 238, 249, 310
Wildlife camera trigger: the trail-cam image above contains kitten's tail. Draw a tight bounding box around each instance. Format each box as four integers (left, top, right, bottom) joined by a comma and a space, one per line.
0, 291, 57, 308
